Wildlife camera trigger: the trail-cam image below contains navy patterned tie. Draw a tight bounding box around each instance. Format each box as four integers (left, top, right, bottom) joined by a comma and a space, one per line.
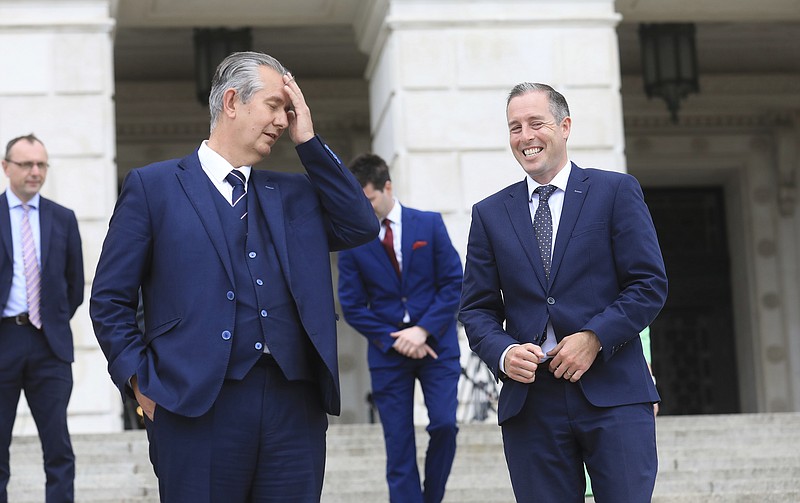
226, 170, 247, 221
533, 185, 557, 280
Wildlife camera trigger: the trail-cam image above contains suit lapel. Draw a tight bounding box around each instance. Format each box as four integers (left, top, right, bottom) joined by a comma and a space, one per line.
550, 164, 589, 281
38, 198, 53, 268
251, 171, 292, 280
399, 207, 416, 281
175, 152, 234, 284
504, 180, 548, 289
367, 238, 400, 286
0, 193, 12, 263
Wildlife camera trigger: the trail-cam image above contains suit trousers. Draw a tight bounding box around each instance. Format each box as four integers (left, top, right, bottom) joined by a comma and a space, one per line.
501, 364, 657, 503
0, 321, 74, 503
142, 355, 328, 503
370, 356, 461, 503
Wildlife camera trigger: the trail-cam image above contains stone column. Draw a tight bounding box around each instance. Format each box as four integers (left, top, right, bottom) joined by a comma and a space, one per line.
0, 0, 120, 433
356, 0, 626, 258
355, 0, 625, 422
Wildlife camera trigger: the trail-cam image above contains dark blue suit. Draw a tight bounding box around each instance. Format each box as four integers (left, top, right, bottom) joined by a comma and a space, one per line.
338, 206, 462, 503
459, 164, 667, 502
90, 136, 378, 502
0, 193, 84, 502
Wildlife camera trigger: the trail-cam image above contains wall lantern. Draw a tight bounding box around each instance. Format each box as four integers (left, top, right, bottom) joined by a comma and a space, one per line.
193, 27, 252, 106
639, 23, 699, 123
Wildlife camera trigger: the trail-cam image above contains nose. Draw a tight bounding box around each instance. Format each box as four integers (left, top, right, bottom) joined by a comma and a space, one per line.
274, 108, 290, 129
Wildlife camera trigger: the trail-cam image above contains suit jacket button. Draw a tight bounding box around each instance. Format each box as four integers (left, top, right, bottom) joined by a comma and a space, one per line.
547, 297, 555, 305
256, 279, 264, 286
260, 310, 268, 317
227, 291, 235, 301
221, 331, 232, 341
255, 342, 263, 351
248, 251, 257, 259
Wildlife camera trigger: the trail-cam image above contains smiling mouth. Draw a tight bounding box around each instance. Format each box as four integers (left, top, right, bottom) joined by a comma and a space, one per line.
523, 147, 543, 157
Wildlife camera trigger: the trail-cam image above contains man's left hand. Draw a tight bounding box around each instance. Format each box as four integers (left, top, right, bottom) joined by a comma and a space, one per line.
547, 330, 602, 382
283, 72, 315, 145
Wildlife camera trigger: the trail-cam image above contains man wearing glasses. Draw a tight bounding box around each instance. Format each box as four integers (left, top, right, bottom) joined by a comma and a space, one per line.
0, 134, 84, 502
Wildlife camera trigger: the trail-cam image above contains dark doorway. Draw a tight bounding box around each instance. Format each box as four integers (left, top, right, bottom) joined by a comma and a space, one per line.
642, 187, 740, 415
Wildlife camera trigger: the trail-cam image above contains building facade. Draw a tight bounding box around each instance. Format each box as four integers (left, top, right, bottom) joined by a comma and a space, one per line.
1, 0, 798, 432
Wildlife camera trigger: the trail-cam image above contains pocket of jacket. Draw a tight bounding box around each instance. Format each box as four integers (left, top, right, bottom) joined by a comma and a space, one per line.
144, 316, 181, 344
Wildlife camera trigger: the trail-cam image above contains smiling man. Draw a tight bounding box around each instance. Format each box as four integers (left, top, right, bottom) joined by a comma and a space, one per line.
90, 52, 378, 502
458, 83, 668, 503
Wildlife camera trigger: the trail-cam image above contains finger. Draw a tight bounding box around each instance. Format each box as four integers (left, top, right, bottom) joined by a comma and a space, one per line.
424, 345, 438, 359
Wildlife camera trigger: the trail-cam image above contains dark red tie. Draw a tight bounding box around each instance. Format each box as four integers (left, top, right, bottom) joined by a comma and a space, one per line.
381, 219, 401, 277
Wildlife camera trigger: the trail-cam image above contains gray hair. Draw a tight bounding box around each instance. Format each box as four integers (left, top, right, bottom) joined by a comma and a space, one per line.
208, 51, 288, 132
506, 83, 570, 124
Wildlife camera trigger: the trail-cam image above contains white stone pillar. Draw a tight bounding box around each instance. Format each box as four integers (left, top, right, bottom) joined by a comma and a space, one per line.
0, 0, 121, 433
356, 0, 625, 259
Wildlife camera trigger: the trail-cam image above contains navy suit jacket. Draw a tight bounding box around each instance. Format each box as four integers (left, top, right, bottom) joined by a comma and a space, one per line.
0, 192, 84, 362
90, 136, 378, 418
459, 164, 667, 424
338, 207, 463, 368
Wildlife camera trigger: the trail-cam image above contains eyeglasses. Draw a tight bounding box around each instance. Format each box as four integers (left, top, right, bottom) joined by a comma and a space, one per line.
4, 159, 49, 170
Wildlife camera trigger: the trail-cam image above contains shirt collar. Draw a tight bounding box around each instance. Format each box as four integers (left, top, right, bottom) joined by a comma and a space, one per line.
385, 198, 402, 225
6, 190, 40, 210
526, 160, 572, 201
198, 140, 252, 183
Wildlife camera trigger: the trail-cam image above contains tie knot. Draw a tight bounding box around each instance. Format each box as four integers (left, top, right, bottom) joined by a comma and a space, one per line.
535, 185, 557, 202
21, 203, 30, 213
226, 170, 246, 188
382, 218, 392, 228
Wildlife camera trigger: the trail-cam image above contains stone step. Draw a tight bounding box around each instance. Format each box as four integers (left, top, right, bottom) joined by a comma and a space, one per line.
7, 412, 800, 502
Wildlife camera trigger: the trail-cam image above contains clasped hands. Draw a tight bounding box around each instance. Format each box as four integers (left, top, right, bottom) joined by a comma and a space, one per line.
391, 325, 438, 360
503, 330, 601, 384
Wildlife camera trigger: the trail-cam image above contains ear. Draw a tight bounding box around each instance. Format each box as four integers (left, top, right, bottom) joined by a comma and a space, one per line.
561, 116, 572, 140
222, 88, 238, 119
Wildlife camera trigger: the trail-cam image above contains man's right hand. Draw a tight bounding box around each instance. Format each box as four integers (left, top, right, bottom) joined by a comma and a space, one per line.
504, 343, 545, 383
130, 375, 156, 421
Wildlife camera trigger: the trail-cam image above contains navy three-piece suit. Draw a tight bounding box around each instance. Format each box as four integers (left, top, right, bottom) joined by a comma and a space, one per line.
459, 163, 667, 502
90, 136, 378, 502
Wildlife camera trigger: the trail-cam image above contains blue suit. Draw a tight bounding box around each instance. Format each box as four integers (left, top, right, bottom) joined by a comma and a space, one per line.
90, 136, 378, 502
459, 164, 667, 503
0, 193, 84, 502
338, 206, 462, 503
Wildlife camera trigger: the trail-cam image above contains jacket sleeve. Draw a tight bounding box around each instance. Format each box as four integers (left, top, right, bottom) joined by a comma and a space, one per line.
583, 174, 668, 361
65, 209, 84, 317
458, 204, 519, 379
415, 213, 463, 342
90, 169, 151, 392
337, 249, 398, 354
296, 136, 379, 251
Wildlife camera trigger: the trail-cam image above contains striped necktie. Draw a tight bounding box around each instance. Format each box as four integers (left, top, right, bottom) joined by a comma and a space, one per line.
21, 204, 42, 329
226, 170, 248, 221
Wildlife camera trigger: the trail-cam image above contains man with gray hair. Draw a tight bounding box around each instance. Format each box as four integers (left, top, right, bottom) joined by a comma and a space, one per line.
459, 82, 667, 502
91, 51, 378, 501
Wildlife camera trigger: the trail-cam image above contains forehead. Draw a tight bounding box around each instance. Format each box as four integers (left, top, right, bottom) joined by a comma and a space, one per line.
507, 91, 552, 121
8, 140, 47, 158
257, 66, 287, 101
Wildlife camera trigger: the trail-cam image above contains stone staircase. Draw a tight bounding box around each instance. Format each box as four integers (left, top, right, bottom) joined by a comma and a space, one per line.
8, 412, 800, 502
